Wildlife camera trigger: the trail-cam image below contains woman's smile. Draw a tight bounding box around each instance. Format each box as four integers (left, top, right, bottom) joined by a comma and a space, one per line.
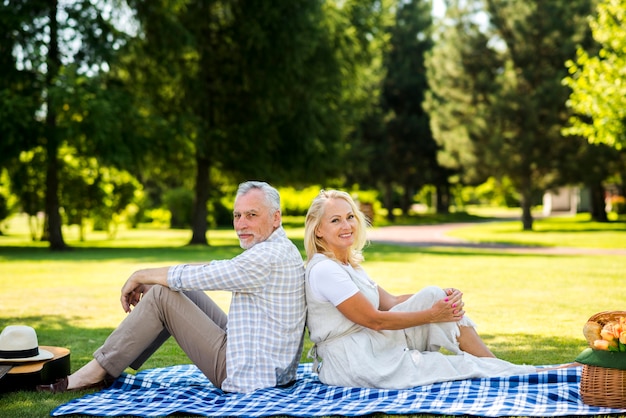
317, 198, 358, 257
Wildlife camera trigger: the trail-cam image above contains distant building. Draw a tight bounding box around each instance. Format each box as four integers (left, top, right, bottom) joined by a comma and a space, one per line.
542, 187, 590, 216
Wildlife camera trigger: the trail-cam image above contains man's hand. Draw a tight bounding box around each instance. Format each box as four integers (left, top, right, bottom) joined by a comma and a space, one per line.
120, 267, 170, 313
121, 282, 152, 313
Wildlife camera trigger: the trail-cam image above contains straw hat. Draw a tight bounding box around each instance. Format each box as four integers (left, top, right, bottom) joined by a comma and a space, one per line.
0, 325, 54, 362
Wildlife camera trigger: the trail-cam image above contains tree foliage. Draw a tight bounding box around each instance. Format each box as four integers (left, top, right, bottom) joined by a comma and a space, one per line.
127, 0, 378, 244
380, 0, 444, 215
4, 0, 619, 242
426, 0, 596, 230
346, 0, 447, 218
564, 0, 626, 151
1, 0, 137, 249
0, 2, 43, 168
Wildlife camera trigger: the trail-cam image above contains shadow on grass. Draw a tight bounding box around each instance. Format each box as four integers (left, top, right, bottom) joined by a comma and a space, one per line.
533, 226, 626, 233
0, 316, 118, 416
0, 238, 310, 262
0, 239, 564, 263
2, 240, 582, 263
0, 316, 197, 417
0, 316, 586, 418
0, 243, 249, 262
0, 316, 191, 370
364, 242, 588, 260
1, 315, 585, 368
0, 390, 76, 418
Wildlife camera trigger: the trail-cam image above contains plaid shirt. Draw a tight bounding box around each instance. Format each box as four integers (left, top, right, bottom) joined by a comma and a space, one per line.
167, 227, 306, 393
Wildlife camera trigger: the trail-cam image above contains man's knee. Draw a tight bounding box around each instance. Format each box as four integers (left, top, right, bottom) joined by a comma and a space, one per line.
143, 284, 182, 307
142, 284, 163, 301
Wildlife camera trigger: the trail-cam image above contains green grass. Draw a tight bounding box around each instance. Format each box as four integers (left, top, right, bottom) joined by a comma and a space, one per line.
1, 212, 626, 417
446, 213, 626, 249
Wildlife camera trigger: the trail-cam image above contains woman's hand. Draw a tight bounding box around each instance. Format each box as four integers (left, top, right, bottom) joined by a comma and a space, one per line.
428, 289, 465, 323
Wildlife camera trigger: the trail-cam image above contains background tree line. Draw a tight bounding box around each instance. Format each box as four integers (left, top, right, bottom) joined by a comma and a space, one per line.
1, 0, 624, 249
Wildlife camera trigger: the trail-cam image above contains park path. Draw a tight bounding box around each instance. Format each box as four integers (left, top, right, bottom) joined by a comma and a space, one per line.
366, 223, 626, 255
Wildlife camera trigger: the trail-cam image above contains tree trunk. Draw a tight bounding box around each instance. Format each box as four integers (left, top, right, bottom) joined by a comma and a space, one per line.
588, 182, 608, 222
189, 153, 210, 245
400, 187, 412, 216
383, 182, 395, 222
435, 181, 450, 214
45, 0, 67, 251
520, 190, 534, 231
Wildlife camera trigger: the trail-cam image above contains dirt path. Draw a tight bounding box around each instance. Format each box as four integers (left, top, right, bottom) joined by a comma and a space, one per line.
366, 223, 626, 255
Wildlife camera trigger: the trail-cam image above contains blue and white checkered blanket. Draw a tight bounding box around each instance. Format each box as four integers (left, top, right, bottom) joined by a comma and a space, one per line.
51, 363, 626, 417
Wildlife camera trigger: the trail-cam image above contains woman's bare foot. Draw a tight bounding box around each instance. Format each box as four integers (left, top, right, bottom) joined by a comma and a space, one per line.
537, 362, 581, 371
457, 326, 496, 358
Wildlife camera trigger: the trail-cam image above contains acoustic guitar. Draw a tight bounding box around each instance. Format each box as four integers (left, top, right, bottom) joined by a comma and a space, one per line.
0, 346, 70, 393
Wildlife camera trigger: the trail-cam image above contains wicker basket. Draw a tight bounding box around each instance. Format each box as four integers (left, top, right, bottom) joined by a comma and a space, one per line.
579, 311, 626, 409
580, 364, 626, 408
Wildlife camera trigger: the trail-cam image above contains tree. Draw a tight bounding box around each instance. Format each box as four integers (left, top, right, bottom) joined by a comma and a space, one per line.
0, 170, 16, 234
382, 0, 450, 215
338, 0, 446, 219
60, 152, 142, 240
426, 1, 503, 177
2, 0, 134, 249
9, 149, 47, 240
0, 3, 40, 169
562, 0, 626, 222
565, 141, 624, 222
128, 0, 373, 244
564, 0, 626, 151
426, 0, 595, 230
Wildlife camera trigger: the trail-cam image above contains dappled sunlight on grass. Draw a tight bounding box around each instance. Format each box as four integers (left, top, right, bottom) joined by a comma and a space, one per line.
481, 333, 585, 365
2, 255, 234, 329
1, 213, 243, 249
0, 241, 245, 262
0, 391, 62, 416
0, 315, 195, 417
2, 213, 626, 417
362, 248, 625, 353
446, 213, 626, 248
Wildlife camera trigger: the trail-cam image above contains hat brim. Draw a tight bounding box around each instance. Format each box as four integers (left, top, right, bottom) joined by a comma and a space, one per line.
0, 347, 54, 363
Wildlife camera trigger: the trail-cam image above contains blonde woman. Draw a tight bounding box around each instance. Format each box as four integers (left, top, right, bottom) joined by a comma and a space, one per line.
303, 189, 536, 389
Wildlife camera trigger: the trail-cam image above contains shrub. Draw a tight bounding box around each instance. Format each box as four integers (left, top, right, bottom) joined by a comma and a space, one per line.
280, 186, 322, 216
144, 208, 171, 228
163, 188, 194, 229
609, 195, 626, 214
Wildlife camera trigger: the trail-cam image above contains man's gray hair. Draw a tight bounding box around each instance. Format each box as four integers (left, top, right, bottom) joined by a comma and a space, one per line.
237, 181, 281, 213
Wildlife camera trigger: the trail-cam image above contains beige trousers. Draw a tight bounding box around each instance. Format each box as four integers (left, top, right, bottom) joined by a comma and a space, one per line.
94, 285, 228, 388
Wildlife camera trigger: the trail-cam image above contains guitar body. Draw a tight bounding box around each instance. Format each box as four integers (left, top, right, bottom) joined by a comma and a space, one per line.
0, 346, 70, 392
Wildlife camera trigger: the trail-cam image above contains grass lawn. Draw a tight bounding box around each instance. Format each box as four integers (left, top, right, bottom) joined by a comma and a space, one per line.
447, 213, 626, 249
1, 212, 625, 417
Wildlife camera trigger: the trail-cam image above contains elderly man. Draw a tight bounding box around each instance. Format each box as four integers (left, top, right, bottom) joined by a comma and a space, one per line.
38, 181, 306, 393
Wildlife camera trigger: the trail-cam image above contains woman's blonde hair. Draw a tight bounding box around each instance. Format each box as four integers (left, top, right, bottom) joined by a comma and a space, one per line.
304, 189, 369, 267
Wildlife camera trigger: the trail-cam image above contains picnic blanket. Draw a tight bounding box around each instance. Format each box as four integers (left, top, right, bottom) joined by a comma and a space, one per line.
51, 363, 626, 417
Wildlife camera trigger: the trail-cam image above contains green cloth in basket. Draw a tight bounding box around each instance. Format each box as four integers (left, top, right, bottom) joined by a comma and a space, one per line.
576, 347, 626, 370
